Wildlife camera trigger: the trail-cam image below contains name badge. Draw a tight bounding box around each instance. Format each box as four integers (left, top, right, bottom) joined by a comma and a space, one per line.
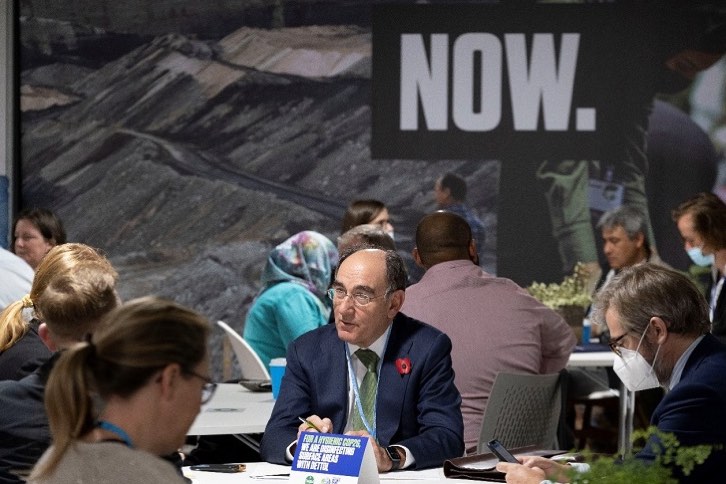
588, 178, 624, 213
290, 432, 379, 484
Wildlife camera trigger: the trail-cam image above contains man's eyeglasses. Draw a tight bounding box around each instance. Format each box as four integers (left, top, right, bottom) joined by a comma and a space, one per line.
186, 370, 218, 404
327, 287, 387, 307
607, 333, 629, 357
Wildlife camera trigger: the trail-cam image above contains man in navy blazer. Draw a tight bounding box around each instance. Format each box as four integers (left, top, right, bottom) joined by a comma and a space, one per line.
497, 265, 726, 484
260, 247, 464, 471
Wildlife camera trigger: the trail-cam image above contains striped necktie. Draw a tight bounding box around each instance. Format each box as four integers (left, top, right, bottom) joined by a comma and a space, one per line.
349, 349, 379, 431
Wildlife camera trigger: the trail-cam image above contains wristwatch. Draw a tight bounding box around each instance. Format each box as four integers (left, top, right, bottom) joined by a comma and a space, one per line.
386, 446, 403, 470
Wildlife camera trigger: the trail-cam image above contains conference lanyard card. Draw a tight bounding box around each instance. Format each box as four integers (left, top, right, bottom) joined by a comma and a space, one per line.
290, 432, 379, 484
588, 178, 624, 213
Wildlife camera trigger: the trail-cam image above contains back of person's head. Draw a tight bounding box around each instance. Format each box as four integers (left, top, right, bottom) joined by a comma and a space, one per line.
439, 173, 467, 202
341, 200, 388, 233
261, 231, 338, 299
592, 264, 709, 338
672, 192, 726, 250
415, 211, 473, 268
337, 245, 408, 294
0, 243, 118, 352
337, 224, 396, 253
12, 208, 67, 247
34, 296, 211, 479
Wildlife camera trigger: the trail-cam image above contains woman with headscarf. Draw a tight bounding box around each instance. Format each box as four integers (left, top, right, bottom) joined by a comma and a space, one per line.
243, 231, 338, 370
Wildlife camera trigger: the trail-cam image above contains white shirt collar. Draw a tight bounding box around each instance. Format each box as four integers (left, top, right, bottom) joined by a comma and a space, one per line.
347, 324, 392, 364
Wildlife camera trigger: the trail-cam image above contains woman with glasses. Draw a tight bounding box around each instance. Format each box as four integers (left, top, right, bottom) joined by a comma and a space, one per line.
244, 231, 338, 370
29, 296, 214, 484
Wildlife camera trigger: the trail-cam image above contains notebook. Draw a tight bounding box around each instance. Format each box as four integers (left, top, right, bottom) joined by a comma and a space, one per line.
217, 320, 271, 391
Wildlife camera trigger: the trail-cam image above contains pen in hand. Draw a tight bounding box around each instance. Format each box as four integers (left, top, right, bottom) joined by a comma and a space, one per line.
298, 416, 322, 432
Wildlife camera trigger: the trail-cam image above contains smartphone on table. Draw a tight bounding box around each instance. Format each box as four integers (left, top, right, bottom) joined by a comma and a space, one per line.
189, 463, 246, 473
486, 439, 519, 463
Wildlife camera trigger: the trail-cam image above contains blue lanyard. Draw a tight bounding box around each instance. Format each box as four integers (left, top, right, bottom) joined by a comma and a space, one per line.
97, 420, 134, 448
345, 345, 381, 440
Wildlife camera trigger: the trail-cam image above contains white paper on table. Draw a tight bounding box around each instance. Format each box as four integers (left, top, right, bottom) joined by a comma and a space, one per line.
380, 467, 448, 480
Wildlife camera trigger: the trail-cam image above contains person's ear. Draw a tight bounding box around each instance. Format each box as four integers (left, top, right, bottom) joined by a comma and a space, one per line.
634, 232, 645, 249
38, 323, 58, 351
468, 239, 479, 262
650, 317, 668, 345
158, 363, 182, 402
412, 247, 425, 268
387, 290, 405, 318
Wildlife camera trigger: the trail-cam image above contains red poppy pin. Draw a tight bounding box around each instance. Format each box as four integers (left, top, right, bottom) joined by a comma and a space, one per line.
395, 357, 412, 376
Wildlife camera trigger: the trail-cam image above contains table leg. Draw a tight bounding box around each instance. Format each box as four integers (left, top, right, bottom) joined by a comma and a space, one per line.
617, 382, 635, 457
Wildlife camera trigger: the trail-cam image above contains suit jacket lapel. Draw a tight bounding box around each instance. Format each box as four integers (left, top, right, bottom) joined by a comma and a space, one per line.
318, 329, 349, 433
377, 317, 413, 445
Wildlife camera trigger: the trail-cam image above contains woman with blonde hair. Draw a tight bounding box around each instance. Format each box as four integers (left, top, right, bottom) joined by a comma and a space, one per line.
0, 243, 118, 380
30, 296, 213, 484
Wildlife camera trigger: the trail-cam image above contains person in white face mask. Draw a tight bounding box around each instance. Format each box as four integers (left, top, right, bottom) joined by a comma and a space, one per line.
672, 192, 726, 344
496, 264, 726, 484
610, 324, 661, 392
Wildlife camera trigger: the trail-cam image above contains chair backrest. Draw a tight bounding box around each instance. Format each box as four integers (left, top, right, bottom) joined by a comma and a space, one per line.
217, 320, 271, 381
477, 371, 565, 453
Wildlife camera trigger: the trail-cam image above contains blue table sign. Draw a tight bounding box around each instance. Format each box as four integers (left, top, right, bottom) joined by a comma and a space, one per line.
290, 432, 379, 484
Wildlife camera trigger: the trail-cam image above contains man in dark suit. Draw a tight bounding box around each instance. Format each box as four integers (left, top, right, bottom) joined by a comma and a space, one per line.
260, 247, 464, 471
497, 265, 726, 484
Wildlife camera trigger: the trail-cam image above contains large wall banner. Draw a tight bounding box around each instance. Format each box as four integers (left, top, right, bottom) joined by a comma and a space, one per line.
373, 3, 723, 284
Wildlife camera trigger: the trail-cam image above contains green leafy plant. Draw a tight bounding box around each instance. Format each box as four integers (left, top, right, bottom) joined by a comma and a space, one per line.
568, 427, 714, 484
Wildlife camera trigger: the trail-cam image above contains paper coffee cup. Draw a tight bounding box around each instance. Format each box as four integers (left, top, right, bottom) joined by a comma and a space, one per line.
269, 357, 287, 399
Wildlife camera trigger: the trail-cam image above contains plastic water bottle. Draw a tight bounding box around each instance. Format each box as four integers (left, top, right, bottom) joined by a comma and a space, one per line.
582, 318, 591, 345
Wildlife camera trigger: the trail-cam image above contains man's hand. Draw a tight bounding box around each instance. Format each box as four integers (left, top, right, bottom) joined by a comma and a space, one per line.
296, 415, 333, 439
520, 456, 572, 481
345, 430, 397, 472
495, 462, 545, 484
497, 456, 572, 483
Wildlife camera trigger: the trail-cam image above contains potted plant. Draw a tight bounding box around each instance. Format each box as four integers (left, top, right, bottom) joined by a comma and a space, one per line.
527, 262, 593, 341
568, 427, 714, 483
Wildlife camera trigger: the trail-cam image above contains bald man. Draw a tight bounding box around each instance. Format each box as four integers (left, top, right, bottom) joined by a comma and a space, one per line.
401, 212, 576, 453
260, 247, 464, 470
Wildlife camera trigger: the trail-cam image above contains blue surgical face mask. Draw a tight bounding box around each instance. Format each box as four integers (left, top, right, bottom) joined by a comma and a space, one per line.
686, 246, 714, 267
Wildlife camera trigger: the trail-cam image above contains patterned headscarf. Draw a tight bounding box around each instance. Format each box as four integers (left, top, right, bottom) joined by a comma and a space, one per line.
260, 231, 338, 300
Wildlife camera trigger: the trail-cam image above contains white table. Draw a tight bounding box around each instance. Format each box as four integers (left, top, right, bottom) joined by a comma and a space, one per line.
190, 358, 634, 457
183, 462, 489, 483
567, 348, 635, 457
188, 383, 276, 452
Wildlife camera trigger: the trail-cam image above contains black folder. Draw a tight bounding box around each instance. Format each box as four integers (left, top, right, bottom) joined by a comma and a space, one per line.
443, 446, 570, 481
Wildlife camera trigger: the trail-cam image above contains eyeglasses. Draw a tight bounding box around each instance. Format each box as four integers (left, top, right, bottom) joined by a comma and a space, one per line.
327, 287, 387, 307
185, 370, 218, 404
607, 333, 629, 357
